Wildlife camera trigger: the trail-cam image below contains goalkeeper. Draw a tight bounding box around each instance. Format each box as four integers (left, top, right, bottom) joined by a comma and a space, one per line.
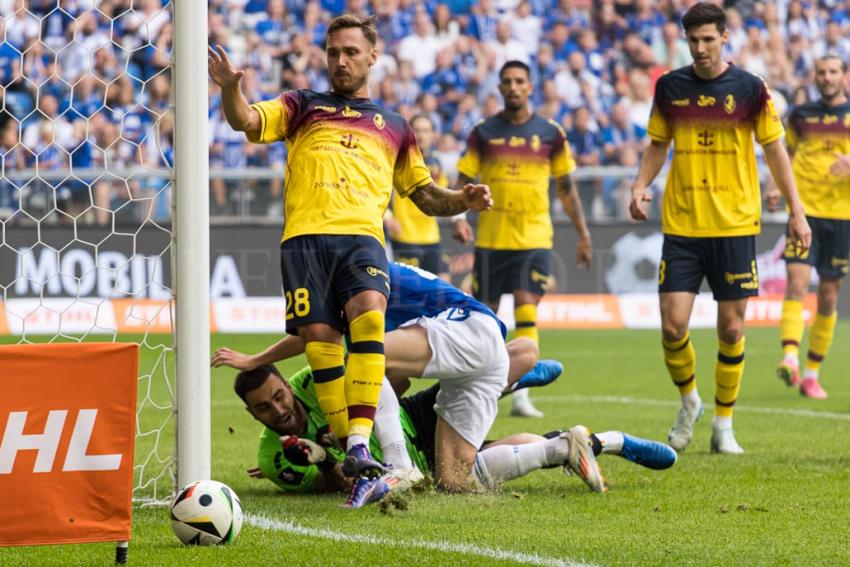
231, 362, 676, 507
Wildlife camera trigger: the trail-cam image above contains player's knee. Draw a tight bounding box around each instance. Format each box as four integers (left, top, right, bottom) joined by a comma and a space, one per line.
661, 323, 687, 343
717, 324, 743, 345
508, 337, 539, 373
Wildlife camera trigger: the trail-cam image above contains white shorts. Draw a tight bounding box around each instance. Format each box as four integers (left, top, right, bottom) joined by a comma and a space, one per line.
402, 309, 509, 448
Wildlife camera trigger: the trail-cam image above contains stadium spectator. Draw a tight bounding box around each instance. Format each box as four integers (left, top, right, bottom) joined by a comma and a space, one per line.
485, 20, 530, 68
397, 10, 442, 78
652, 21, 690, 71
510, 2, 541, 56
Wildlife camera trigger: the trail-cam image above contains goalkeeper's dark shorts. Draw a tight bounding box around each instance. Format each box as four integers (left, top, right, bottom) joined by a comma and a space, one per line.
399, 384, 440, 472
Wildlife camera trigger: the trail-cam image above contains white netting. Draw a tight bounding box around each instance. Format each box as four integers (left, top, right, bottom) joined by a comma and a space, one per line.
0, 0, 175, 503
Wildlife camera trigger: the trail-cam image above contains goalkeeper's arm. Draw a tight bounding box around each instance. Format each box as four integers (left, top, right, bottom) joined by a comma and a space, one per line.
211, 335, 306, 371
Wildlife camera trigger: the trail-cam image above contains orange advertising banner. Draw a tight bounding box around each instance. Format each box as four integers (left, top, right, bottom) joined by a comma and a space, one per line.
0, 343, 138, 546
537, 294, 624, 329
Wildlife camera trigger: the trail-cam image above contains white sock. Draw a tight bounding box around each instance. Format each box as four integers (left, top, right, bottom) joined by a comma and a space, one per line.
595, 431, 624, 454
784, 353, 799, 367
681, 389, 701, 409
512, 388, 531, 405
473, 437, 568, 489
370, 377, 413, 469
712, 415, 732, 430
803, 368, 819, 381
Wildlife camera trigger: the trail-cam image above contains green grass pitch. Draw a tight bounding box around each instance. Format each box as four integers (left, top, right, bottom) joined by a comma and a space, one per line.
2, 325, 849, 566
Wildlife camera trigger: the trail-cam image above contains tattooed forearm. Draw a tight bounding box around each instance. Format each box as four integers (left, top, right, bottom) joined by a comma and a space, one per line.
409, 183, 468, 216
556, 174, 575, 196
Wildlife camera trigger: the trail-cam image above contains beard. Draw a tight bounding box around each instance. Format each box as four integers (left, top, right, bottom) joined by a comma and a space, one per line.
330, 71, 368, 96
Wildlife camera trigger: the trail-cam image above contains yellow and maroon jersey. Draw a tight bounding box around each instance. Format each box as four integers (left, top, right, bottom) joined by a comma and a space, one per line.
249, 90, 432, 244
786, 100, 850, 220
648, 64, 784, 237
391, 154, 447, 245
457, 113, 576, 250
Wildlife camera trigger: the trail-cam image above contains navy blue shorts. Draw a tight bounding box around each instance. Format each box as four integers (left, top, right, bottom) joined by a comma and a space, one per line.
659, 235, 758, 301
279, 235, 390, 335
391, 241, 448, 275
472, 247, 551, 303
783, 216, 850, 279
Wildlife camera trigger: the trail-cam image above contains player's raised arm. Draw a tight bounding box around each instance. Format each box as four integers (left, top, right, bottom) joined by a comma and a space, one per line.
408, 180, 493, 217
207, 44, 260, 136
762, 140, 812, 251
555, 174, 592, 269
628, 140, 669, 221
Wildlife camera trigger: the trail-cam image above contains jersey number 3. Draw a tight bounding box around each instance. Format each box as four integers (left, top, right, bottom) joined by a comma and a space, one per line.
285, 288, 311, 320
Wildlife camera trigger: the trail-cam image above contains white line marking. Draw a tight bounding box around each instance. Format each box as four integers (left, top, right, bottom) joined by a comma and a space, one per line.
246, 513, 595, 567
536, 395, 850, 422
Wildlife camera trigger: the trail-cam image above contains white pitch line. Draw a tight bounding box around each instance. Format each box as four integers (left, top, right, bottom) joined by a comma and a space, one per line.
536, 395, 850, 422
246, 513, 595, 567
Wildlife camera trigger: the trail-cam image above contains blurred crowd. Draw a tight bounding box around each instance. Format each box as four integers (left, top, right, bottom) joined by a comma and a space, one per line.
1, 0, 849, 223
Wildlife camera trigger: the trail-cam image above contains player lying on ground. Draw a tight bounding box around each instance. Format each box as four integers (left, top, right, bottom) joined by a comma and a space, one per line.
233, 364, 677, 506
213, 262, 564, 500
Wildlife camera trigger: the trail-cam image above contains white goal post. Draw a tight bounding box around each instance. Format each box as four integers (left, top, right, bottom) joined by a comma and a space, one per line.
173, 0, 211, 491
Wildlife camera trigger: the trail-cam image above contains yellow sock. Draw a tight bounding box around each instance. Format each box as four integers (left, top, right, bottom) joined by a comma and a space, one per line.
514, 304, 539, 344
805, 311, 837, 374
304, 341, 348, 439
345, 311, 385, 440
662, 333, 697, 395
715, 337, 745, 418
780, 299, 804, 358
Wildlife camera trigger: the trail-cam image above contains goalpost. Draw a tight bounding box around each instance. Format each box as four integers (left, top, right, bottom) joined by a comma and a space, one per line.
0, 1, 209, 505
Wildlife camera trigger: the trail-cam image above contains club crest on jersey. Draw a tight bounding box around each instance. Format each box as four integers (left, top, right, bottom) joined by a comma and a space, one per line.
373, 113, 385, 129
697, 95, 716, 107
530, 135, 541, 152
724, 94, 735, 114
342, 105, 361, 118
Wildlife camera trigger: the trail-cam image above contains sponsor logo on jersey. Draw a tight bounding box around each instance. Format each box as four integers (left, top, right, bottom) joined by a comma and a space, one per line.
530, 134, 541, 152
697, 95, 716, 107
489, 137, 506, 145
366, 266, 389, 279
373, 113, 385, 129
342, 106, 361, 118
509, 136, 526, 147
315, 105, 336, 113
824, 114, 838, 125
672, 98, 690, 106
844, 113, 850, 128
724, 94, 736, 114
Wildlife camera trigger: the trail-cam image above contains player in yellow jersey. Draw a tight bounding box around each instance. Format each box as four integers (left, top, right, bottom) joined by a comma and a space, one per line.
208, 14, 492, 487
454, 60, 592, 418
385, 114, 455, 281
629, 3, 811, 454
771, 54, 850, 399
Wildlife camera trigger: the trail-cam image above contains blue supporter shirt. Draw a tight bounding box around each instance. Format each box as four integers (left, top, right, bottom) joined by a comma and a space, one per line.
385, 262, 507, 338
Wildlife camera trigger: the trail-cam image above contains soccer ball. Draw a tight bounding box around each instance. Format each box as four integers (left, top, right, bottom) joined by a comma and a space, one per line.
170, 480, 243, 545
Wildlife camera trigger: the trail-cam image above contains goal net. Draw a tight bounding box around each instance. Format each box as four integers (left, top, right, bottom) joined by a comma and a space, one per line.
0, 1, 185, 504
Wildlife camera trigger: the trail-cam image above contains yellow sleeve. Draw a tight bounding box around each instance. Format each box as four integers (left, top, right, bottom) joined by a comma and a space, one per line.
394, 124, 433, 198
755, 83, 785, 145
647, 102, 671, 142
246, 91, 298, 144
549, 122, 577, 177
456, 128, 482, 179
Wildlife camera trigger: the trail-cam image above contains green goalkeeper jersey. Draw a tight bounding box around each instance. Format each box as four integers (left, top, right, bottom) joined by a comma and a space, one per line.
257, 366, 430, 493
